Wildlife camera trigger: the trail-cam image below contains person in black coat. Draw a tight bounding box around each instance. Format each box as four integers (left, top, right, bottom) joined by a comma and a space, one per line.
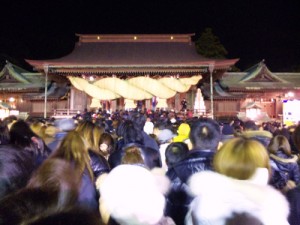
9, 120, 51, 168
50, 130, 100, 213
128, 111, 159, 151
0, 144, 35, 200
165, 118, 221, 225
108, 120, 161, 169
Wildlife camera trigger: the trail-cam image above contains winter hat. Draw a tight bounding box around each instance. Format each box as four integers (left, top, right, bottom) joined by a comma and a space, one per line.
99, 165, 169, 225
157, 129, 175, 143
173, 123, 190, 142
143, 121, 154, 135
55, 118, 76, 132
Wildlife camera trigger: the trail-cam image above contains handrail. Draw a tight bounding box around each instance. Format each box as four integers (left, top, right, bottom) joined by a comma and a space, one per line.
53, 109, 79, 116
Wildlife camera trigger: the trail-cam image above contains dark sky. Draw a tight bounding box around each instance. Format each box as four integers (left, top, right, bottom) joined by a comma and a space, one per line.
0, 0, 299, 71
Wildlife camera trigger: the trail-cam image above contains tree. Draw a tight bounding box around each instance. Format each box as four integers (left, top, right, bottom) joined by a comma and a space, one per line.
195, 28, 228, 59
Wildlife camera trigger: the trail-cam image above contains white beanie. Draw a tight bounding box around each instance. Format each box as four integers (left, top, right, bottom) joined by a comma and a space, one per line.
99, 165, 169, 225
143, 121, 154, 135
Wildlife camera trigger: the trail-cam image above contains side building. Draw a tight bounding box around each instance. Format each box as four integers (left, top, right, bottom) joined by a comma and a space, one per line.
0, 61, 69, 119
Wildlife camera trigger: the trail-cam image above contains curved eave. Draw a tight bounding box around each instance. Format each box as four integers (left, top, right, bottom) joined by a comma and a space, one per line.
26, 58, 239, 75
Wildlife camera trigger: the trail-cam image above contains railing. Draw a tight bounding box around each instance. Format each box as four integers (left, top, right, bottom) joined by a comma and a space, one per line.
52, 109, 79, 119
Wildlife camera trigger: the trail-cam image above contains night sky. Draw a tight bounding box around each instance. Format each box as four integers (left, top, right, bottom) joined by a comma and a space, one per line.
0, 0, 299, 71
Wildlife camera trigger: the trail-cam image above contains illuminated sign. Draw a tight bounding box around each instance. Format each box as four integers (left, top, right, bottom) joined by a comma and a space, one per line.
283, 99, 300, 126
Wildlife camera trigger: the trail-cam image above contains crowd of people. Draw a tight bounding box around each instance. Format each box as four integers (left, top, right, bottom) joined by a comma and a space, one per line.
1, 108, 300, 225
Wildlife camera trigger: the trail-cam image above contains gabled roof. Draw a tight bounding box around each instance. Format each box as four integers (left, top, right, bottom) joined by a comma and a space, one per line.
240, 61, 287, 83
222, 61, 300, 91
242, 102, 262, 109
200, 82, 246, 100
0, 61, 46, 91
26, 34, 239, 76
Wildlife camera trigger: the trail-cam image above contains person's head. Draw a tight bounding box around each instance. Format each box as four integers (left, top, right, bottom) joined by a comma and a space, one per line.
143, 121, 154, 135
165, 142, 189, 168
157, 129, 175, 144
121, 144, 145, 166
43, 124, 58, 145
173, 123, 190, 142
51, 130, 93, 180
116, 120, 143, 145
75, 120, 105, 153
189, 118, 221, 151
214, 137, 271, 180
225, 213, 263, 225
26, 158, 81, 207
99, 132, 115, 158
268, 135, 291, 156
55, 118, 76, 132
9, 119, 36, 148
0, 188, 67, 225
0, 144, 35, 199
128, 112, 147, 131
222, 124, 234, 135
99, 165, 169, 225
30, 121, 46, 139
243, 120, 258, 131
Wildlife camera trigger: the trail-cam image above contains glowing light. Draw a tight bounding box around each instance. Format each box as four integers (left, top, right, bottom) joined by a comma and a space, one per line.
170, 36, 174, 40
287, 92, 294, 98
134, 36, 137, 40
246, 108, 261, 120
9, 97, 15, 102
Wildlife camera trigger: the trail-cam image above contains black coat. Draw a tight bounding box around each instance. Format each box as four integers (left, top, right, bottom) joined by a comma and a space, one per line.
165, 149, 215, 225
287, 185, 300, 225
88, 150, 110, 178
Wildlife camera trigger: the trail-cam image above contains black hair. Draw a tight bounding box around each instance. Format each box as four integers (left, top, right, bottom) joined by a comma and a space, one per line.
225, 213, 263, 225
0, 144, 35, 199
165, 142, 189, 167
243, 120, 258, 131
116, 120, 143, 145
189, 118, 221, 151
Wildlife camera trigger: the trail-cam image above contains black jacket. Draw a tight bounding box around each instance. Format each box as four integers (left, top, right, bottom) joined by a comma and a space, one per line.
165, 149, 215, 225
88, 150, 110, 179
287, 185, 300, 225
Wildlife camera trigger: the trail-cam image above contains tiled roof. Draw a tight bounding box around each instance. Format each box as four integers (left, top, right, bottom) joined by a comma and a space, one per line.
0, 62, 45, 91
26, 34, 239, 74
222, 62, 300, 90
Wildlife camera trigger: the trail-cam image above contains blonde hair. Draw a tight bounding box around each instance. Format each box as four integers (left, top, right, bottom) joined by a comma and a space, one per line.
75, 121, 104, 154
121, 145, 145, 165
214, 137, 270, 180
30, 121, 45, 139
51, 130, 94, 181
268, 135, 291, 156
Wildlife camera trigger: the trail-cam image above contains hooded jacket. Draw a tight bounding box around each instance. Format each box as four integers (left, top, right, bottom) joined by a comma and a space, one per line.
269, 149, 300, 190
185, 171, 290, 225
173, 123, 190, 142
240, 130, 273, 148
